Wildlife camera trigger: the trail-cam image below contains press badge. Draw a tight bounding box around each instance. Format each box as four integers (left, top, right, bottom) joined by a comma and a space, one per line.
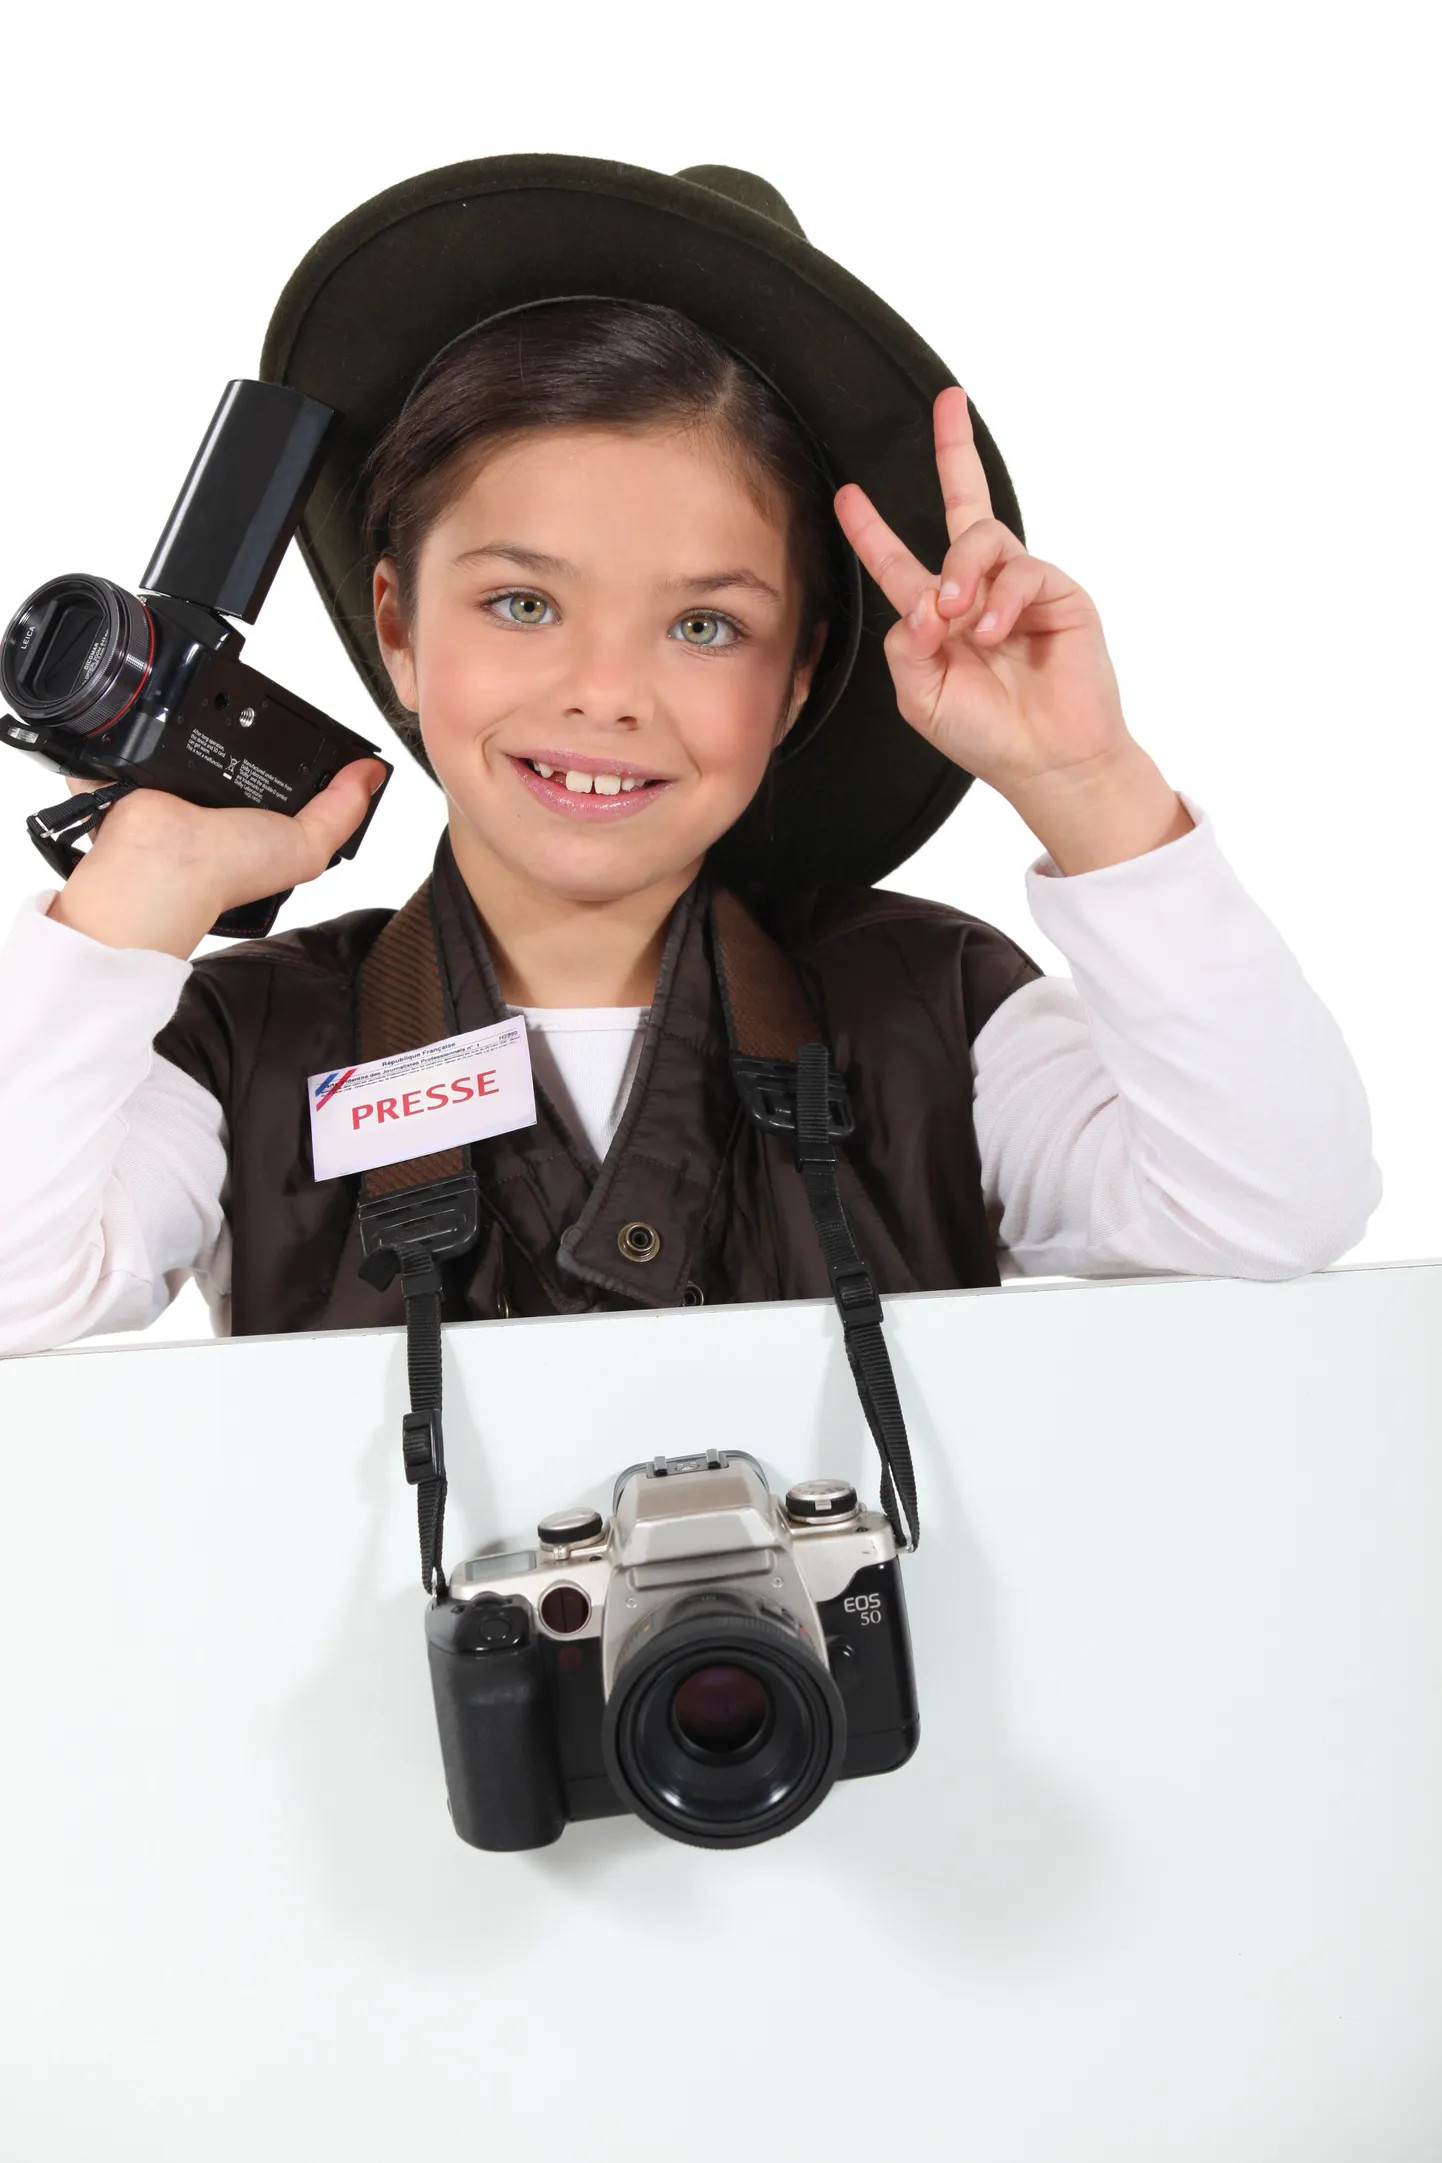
307, 1021, 536, 1181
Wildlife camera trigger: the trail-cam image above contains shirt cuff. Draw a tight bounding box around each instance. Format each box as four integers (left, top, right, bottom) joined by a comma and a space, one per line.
1024, 788, 1213, 885
5, 886, 193, 1024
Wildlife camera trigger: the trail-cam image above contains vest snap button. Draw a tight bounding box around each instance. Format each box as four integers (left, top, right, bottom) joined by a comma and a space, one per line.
618, 1220, 662, 1263
682, 1281, 705, 1307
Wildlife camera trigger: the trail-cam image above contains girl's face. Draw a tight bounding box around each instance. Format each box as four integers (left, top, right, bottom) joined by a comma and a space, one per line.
373, 424, 825, 906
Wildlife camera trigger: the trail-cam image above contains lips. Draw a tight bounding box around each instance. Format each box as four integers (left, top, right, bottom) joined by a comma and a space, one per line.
506, 752, 676, 821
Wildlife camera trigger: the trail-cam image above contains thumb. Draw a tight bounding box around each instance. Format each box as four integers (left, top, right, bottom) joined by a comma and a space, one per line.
289, 759, 387, 871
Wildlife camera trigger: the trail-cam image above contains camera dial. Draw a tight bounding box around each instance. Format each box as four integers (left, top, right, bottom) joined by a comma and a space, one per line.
785, 1479, 860, 1524
537, 1507, 606, 1550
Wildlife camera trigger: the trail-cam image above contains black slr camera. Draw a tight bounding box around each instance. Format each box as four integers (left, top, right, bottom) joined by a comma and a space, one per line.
0, 378, 392, 938
427, 1448, 920, 1851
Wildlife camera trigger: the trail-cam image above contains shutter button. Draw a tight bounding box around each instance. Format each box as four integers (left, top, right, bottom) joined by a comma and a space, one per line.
618, 1221, 661, 1263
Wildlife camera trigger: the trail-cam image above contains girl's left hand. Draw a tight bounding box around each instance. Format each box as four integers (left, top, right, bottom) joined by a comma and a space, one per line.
833, 387, 1134, 802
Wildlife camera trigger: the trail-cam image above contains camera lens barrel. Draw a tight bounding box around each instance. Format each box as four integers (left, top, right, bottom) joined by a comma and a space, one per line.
602, 1594, 847, 1850
0, 574, 154, 736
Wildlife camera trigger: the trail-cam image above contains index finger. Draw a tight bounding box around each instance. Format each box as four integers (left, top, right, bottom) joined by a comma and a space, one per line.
934, 386, 993, 546
833, 482, 932, 617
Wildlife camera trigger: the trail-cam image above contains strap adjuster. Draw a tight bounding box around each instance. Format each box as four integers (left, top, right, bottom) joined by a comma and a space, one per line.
832, 1264, 884, 1332
357, 1171, 481, 1291
731, 1055, 854, 1141
402, 1407, 444, 1485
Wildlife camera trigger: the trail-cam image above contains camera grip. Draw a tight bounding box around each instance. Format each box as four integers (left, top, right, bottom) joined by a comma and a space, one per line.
425, 1597, 567, 1851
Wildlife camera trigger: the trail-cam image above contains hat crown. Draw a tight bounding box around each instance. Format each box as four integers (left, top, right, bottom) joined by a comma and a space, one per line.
672, 164, 807, 240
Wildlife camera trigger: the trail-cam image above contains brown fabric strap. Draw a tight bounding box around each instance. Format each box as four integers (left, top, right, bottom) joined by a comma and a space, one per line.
356, 877, 466, 1198
710, 888, 819, 1060
359, 879, 820, 1120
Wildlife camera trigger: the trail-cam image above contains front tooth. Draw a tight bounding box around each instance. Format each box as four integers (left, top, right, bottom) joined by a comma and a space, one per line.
593, 773, 622, 796
564, 770, 594, 794
620, 779, 639, 792
535, 763, 555, 778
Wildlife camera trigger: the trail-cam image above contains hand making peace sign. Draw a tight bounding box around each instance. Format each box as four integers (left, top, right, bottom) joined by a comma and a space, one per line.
833, 387, 1134, 803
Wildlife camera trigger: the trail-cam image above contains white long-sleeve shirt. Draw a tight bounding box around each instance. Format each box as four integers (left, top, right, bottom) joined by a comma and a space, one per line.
0, 791, 1382, 1357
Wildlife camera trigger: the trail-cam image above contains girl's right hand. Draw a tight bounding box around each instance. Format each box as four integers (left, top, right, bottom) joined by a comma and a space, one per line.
44, 757, 390, 959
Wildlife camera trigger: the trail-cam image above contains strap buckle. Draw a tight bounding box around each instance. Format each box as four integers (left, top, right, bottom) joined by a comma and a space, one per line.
731, 1055, 854, 1141
832, 1264, 884, 1333
25, 778, 138, 884
357, 1171, 481, 1291
401, 1407, 444, 1486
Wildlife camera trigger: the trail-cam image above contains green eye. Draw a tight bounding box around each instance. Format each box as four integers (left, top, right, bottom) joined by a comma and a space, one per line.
674, 612, 741, 648
502, 593, 549, 624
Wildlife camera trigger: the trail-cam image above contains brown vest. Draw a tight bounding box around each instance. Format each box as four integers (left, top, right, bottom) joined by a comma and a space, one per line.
152, 830, 1044, 1337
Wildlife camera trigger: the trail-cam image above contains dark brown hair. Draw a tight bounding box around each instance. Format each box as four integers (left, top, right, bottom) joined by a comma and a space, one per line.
359, 298, 844, 748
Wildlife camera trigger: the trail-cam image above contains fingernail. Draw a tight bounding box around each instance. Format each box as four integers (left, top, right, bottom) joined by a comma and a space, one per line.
976, 612, 998, 634
909, 592, 931, 629
939, 580, 962, 601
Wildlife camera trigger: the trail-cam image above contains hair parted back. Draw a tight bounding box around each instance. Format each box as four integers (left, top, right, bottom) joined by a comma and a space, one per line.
359, 298, 844, 747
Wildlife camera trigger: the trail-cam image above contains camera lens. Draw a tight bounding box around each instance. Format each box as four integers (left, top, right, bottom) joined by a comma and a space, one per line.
602, 1592, 847, 1849
30, 595, 105, 697
670, 1664, 772, 1756
0, 574, 154, 736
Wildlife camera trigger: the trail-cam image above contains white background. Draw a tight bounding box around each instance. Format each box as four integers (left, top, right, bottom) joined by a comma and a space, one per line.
2, 0, 1437, 1346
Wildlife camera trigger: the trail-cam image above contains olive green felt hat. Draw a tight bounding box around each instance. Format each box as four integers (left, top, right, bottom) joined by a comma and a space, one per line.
258, 152, 1025, 888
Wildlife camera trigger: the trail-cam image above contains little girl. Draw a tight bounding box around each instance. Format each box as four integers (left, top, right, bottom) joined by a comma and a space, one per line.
0, 155, 1380, 1363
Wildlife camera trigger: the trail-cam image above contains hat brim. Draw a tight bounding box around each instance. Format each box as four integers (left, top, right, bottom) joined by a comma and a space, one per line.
259, 152, 1025, 888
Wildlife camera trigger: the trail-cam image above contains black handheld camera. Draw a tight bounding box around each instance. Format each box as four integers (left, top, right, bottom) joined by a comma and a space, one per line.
426, 1449, 920, 1853
0, 379, 392, 938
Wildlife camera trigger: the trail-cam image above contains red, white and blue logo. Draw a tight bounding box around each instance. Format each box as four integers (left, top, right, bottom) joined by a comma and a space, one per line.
312, 1067, 356, 1112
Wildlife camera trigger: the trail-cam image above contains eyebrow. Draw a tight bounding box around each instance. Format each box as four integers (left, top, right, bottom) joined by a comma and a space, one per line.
449, 541, 782, 604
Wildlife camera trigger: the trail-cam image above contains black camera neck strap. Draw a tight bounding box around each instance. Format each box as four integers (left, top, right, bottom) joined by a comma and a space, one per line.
353, 879, 476, 1600
352, 876, 919, 1599
710, 890, 919, 1557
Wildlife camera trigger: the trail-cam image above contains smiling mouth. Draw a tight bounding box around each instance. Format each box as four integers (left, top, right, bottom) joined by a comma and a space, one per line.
507, 752, 676, 817
523, 758, 663, 796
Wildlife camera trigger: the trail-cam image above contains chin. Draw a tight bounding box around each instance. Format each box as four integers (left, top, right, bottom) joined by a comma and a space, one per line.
526, 841, 700, 905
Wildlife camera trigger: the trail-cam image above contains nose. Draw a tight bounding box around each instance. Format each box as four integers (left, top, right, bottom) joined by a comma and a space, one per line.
554, 620, 653, 730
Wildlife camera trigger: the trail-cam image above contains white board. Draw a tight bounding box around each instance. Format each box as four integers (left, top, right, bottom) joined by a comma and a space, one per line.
2, 1260, 1440, 2161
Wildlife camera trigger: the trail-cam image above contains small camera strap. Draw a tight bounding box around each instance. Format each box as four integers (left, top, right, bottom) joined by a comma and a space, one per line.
25, 778, 138, 883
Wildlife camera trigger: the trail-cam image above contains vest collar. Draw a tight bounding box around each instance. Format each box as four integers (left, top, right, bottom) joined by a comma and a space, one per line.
429, 830, 739, 1312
